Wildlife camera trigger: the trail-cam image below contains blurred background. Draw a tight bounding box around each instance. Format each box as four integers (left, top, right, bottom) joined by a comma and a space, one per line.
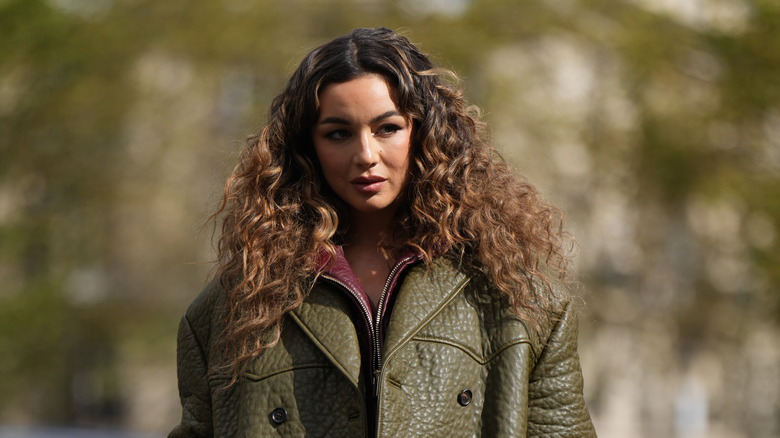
1, 0, 778, 437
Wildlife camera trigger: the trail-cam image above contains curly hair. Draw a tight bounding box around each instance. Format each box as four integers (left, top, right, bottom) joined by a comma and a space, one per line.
213, 27, 572, 383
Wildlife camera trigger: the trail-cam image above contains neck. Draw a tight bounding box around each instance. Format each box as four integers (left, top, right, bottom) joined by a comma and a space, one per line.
347, 208, 396, 251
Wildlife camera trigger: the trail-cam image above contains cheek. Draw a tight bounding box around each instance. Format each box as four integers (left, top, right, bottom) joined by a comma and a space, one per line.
394, 135, 413, 171
317, 157, 336, 181
312, 141, 326, 166
314, 150, 348, 189
313, 144, 337, 171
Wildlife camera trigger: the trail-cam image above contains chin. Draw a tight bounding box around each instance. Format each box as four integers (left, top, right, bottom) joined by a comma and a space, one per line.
347, 201, 397, 214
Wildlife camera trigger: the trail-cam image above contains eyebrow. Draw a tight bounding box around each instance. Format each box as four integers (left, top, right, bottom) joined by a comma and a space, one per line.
319, 110, 403, 125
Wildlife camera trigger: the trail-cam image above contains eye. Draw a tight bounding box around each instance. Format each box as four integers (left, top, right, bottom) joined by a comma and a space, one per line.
324, 129, 351, 141
376, 124, 403, 137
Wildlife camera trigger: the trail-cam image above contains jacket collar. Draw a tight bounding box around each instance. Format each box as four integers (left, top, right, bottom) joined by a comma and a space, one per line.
288, 284, 363, 387
290, 256, 471, 388
316, 245, 421, 315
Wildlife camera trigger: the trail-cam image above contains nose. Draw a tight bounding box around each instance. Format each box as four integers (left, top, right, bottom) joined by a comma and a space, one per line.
354, 131, 379, 168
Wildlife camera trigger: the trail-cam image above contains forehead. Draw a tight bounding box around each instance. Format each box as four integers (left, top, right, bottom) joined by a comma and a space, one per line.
316, 74, 401, 116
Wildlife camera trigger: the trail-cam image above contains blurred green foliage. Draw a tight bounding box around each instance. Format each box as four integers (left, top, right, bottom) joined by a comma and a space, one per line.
1, 0, 778, 434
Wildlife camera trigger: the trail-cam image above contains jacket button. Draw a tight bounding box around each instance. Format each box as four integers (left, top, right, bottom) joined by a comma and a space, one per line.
457, 389, 473, 406
270, 407, 288, 424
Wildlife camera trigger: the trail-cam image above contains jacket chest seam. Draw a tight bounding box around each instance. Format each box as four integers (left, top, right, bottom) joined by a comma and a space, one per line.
241, 363, 340, 383
382, 275, 472, 363
409, 335, 534, 365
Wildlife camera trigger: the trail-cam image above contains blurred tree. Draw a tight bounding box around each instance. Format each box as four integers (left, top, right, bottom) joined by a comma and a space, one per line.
0, 0, 778, 434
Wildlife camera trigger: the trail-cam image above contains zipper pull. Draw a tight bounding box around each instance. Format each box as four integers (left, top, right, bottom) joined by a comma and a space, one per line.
374, 369, 382, 397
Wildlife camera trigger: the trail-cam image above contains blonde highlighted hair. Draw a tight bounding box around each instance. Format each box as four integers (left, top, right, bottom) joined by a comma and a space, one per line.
213, 27, 572, 382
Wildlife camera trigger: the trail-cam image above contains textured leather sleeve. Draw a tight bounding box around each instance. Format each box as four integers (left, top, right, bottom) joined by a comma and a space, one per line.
527, 302, 597, 437
168, 314, 214, 438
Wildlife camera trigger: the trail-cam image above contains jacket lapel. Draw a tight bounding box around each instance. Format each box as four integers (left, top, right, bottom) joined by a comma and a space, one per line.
383, 258, 471, 359
289, 284, 362, 387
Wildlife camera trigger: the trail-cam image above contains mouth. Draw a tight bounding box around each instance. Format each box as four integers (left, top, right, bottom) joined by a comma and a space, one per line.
350, 175, 387, 194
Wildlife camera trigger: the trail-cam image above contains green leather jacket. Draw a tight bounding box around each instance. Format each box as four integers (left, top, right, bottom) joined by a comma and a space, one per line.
169, 258, 596, 437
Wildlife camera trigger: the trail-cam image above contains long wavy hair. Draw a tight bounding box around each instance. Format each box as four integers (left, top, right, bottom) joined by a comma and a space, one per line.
214, 27, 572, 382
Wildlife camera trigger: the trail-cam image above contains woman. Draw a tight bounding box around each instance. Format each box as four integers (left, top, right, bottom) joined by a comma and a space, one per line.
170, 27, 596, 437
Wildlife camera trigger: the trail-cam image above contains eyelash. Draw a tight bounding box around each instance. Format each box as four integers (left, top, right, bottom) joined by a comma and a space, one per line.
324, 124, 403, 141
325, 129, 350, 141
377, 124, 402, 136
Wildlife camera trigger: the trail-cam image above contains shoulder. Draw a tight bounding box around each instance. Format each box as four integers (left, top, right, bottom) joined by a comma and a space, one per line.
186, 278, 225, 316
452, 261, 576, 361
181, 277, 228, 345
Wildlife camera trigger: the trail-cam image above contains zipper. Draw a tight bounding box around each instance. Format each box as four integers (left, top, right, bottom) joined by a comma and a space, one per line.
319, 274, 374, 333
320, 253, 418, 397
372, 254, 414, 395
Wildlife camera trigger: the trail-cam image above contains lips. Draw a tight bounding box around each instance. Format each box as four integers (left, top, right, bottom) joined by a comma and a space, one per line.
350, 175, 387, 194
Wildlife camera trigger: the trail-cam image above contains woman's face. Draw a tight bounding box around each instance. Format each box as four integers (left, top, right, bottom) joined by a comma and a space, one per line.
312, 74, 413, 220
